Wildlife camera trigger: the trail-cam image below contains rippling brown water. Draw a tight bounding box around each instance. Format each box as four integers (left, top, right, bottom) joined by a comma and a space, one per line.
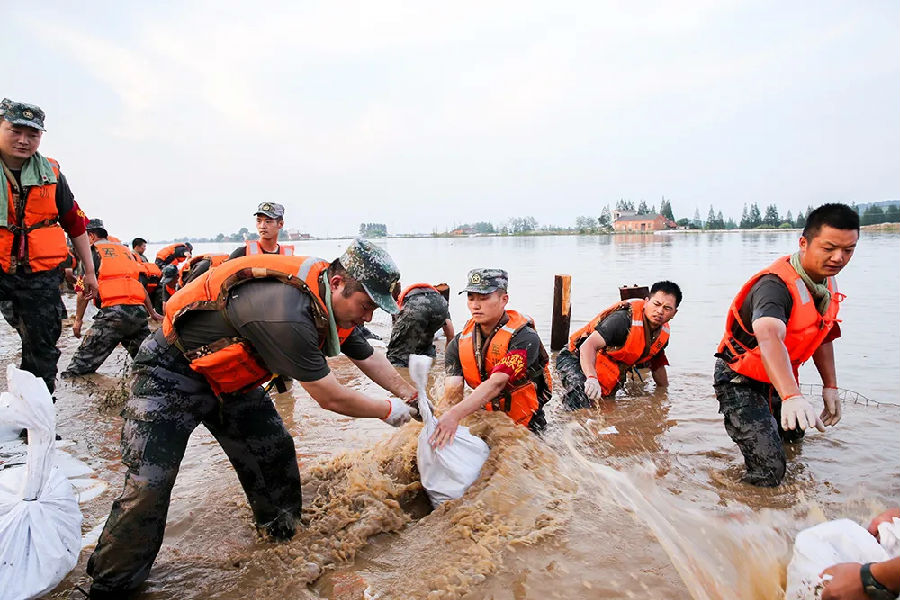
0, 231, 895, 599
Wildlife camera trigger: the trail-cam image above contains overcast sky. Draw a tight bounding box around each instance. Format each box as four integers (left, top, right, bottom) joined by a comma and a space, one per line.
5, 1, 898, 239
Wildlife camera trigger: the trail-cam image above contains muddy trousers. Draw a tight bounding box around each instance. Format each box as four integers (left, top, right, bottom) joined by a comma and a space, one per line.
713, 359, 804, 487
556, 348, 593, 410
87, 332, 302, 594
65, 304, 151, 375
0, 270, 65, 393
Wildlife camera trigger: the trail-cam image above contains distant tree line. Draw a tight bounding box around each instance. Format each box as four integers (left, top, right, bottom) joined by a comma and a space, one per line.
359, 223, 388, 237
858, 203, 900, 226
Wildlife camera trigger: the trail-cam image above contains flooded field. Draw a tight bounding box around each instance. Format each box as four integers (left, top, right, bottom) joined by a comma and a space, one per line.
1, 231, 897, 599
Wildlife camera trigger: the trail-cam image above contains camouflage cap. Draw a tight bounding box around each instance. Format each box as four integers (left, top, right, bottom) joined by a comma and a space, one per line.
0, 98, 46, 131
460, 268, 508, 294
85, 218, 105, 231
339, 238, 401, 314
255, 202, 285, 219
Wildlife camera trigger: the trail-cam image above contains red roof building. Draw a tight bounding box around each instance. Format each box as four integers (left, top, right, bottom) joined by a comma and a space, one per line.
613, 213, 676, 232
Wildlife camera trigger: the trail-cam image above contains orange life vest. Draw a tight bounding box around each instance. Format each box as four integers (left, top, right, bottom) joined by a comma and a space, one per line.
0, 157, 69, 273
458, 310, 552, 427
162, 255, 354, 395
177, 253, 228, 288
107, 235, 123, 244
132, 250, 149, 263
245, 240, 295, 256
94, 240, 147, 308
136, 259, 161, 293
156, 243, 191, 266
397, 283, 439, 308
568, 299, 670, 396
717, 255, 843, 383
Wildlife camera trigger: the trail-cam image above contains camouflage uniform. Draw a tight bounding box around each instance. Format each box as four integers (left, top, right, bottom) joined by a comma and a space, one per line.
65, 304, 151, 375
713, 358, 804, 487
0, 270, 66, 393
86, 329, 301, 594
386, 289, 450, 367
555, 347, 592, 410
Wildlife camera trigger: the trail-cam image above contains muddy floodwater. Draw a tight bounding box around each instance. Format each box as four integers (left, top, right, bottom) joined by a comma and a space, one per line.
1, 231, 897, 599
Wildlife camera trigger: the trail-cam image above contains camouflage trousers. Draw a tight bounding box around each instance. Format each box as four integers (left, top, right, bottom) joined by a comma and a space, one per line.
87, 329, 302, 594
386, 291, 448, 367
65, 304, 151, 375
0, 270, 65, 393
713, 358, 804, 487
556, 348, 595, 410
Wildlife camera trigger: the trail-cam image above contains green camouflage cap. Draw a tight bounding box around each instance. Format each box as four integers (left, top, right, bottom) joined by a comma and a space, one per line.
460, 268, 508, 294
339, 238, 401, 314
85, 218, 105, 230
0, 98, 46, 131
255, 202, 285, 219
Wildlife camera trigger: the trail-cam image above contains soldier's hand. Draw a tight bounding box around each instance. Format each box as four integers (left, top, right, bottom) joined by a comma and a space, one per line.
81, 273, 99, 301
584, 376, 603, 401
821, 387, 842, 427
72, 318, 82, 338
781, 394, 825, 432
382, 398, 412, 427
150, 310, 164, 322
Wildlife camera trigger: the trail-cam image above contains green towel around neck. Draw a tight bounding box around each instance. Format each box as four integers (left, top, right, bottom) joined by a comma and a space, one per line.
790, 252, 831, 315
0, 152, 57, 228
321, 271, 342, 357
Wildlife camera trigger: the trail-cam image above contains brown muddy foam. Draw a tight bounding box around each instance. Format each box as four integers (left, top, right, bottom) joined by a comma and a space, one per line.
215, 411, 577, 600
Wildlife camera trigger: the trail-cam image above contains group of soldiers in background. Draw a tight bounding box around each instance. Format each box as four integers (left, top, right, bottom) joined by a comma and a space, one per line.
2, 98, 870, 598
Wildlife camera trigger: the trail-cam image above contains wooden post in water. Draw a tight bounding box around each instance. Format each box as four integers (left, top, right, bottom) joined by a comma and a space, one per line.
619, 284, 649, 301
550, 274, 572, 351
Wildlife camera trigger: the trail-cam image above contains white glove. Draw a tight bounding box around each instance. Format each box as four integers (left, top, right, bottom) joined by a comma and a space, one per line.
584, 377, 603, 401
382, 398, 412, 427
781, 394, 825, 432
821, 387, 842, 427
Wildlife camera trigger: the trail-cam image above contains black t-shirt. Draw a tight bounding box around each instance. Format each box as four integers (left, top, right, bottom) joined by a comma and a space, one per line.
594, 309, 632, 348
730, 274, 792, 350
445, 321, 542, 379
175, 280, 373, 382
228, 243, 286, 260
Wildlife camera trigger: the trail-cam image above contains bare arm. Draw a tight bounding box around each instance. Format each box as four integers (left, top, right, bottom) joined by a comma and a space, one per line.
651, 365, 668, 387
300, 372, 393, 418
350, 351, 416, 402
578, 331, 607, 378
142, 287, 162, 321
442, 319, 455, 343
812, 341, 838, 388
429, 371, 510, 448
72, 292, 89, 338
70, 233, 98, 300
752, 317, 800, 398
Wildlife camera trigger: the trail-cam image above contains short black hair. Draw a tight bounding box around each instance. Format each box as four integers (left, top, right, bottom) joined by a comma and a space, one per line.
132, 237, 146, 248
93, 228, 109, 240
650, 280, 682, 307
802, 203, 859, 239
327, 258, 366, 297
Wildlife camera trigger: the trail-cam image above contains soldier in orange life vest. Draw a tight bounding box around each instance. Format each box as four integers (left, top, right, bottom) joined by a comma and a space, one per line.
85, 239, 417, 598
63, 220, 162, 376
430, 269, 552, 449
557, 281, 681, 409
0, 98, 99, 394
713, 203, 858, 487
154, 241, 192, 268
228, 201, 295, 259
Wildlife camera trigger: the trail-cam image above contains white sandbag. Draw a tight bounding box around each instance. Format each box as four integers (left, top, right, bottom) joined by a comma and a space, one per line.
785, 518, 891, 600
878, 517, 900, 556
410, 354, 489, 507
0, 365, 82, 600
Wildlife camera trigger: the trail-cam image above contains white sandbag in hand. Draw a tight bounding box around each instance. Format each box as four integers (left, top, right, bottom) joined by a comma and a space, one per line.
410, 355, 489, 507
0, 365, 82, 600
785, 518, 893, 600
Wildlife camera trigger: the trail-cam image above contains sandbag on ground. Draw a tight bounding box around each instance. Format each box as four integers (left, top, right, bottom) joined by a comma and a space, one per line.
0, 365, 82, 600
